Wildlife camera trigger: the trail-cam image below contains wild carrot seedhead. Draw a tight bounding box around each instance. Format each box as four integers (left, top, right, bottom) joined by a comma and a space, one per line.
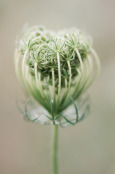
15, 26, 100, 127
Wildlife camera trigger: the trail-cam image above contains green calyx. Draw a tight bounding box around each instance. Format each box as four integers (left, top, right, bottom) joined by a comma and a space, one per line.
15, 26, 100, 125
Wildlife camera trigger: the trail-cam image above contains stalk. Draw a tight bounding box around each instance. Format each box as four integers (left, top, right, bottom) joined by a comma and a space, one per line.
52, 125, 58, 174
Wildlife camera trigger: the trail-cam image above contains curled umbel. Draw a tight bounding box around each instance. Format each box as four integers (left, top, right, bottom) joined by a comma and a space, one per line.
15, 26, 100, 127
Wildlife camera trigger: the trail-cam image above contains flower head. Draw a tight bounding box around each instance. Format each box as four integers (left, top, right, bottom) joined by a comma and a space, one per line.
15, 26, 100, 126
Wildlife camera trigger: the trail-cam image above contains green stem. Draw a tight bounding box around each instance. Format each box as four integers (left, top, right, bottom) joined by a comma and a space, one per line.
52, 125, 58, 174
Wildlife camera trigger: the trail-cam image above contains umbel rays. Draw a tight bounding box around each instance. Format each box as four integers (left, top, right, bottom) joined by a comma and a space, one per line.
15, 26, 100, 127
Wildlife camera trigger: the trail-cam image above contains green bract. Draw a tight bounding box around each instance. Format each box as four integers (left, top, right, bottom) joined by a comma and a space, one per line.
15, 26, 100, 126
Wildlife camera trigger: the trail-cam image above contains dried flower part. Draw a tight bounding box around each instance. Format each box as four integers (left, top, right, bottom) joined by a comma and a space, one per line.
15, 26, 100, 125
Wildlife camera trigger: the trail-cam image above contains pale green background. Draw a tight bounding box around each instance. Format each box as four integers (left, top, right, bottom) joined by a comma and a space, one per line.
0, 0, 115, 174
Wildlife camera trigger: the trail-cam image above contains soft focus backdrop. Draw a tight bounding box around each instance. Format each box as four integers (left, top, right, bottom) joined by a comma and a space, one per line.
0, 0, 115, 174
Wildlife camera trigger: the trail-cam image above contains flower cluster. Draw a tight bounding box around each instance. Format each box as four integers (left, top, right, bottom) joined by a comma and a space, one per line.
15, 26, 100, 126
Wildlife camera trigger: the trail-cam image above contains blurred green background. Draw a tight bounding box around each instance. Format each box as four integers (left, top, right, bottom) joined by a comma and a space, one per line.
0, 0, 115, 174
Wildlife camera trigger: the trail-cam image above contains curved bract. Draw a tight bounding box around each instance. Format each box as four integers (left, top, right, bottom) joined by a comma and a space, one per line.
17, 94, 90, 127
15, 26, 100, 126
